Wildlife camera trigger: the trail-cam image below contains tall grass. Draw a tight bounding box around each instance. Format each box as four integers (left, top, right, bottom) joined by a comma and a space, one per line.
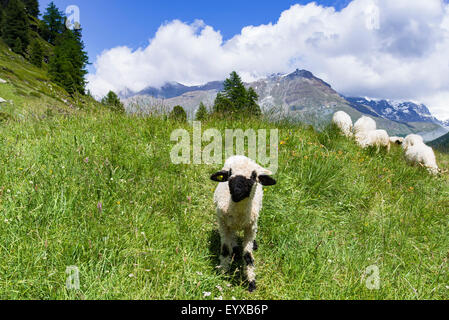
0, 112, 448, 300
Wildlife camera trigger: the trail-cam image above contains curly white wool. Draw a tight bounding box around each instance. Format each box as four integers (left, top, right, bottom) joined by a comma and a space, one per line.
212, 156, 275, 292
402, 134, 424, 151
356, 129, 390, 152
354, 116, 376, 136
404, 143, 439, 175
332, 111, 353, 137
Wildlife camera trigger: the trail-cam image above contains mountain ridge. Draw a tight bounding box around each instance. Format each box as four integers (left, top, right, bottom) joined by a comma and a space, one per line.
121, 69, 448, 141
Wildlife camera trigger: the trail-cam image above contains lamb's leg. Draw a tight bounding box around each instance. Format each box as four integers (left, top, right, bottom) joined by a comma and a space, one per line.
243, 226, 257, 292
218, 224, 237, 273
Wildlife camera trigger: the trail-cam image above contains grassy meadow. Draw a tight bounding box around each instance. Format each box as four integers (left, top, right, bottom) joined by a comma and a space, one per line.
0, 109, 449, 299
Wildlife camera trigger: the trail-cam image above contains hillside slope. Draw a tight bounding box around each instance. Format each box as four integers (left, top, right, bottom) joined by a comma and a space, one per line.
0, 40, 101, 121
430, 131, 449, 153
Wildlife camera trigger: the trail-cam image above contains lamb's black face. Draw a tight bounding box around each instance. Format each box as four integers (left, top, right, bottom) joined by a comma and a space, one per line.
228, 172, 257, 203
210, 168, 277, 203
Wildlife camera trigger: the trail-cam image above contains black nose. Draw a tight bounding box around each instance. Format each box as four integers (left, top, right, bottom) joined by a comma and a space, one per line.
229, 176, 254, 203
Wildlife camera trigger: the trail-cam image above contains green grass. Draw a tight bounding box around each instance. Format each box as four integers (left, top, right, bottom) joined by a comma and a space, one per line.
0, 111, 449, 300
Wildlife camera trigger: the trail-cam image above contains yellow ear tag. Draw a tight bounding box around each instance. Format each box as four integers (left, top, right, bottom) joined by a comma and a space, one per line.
218, 175, 224, 181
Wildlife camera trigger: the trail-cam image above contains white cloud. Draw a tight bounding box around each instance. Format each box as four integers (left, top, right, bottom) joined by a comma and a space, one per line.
87, 0, 449, 120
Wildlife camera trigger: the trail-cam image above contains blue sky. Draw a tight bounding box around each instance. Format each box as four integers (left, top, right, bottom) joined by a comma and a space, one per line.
40, 0, 352, 68
40, 1, 449, 119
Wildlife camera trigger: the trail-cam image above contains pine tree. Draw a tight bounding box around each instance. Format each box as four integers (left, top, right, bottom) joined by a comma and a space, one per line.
2, 0, 30, 55
195, 102, 208, 121
213, 71, 262, 117
13, 37, 22, 54
101, 91, 125, 113
41, 2, 65, 45
246, 87, 262, 116
23, 0, 39, 17
49, 28, 89, 95
0, 6, 4, 38
30, 39, 43, 67
170, 105, 187, 122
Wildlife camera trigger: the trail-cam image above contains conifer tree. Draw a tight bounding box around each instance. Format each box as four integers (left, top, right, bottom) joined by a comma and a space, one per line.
213, 71, 262, 117
246, 87, 262, 116
170, 105, 187, 122
23, 0, 39, 17
101, 91, 125, 113
41, 1, 65, 45
30, 39, 43, 67
49, 28, 89, 95
2, 0, 29, 55
195, 102, 208, 121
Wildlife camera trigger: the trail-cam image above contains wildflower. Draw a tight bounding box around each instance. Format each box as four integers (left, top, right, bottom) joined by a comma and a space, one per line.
280, 141, 286, 145
129, 273, 135, 278
216, 285, 223, 292
117, 201, 121, 205
203, 292, 211, 297
84, 157, 89, 163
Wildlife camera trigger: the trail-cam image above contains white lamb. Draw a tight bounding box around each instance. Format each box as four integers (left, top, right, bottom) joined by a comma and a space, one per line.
332, 111, 353, 137
354, 116, 376, 136
390, 136, 404, 146
210, 155, 276, 293
402, 134, 424, 151
404, 143, 439, 175
357, 129, 391, 152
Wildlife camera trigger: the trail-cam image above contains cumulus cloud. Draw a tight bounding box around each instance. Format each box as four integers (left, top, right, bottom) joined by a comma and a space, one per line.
87, 0, 449, 119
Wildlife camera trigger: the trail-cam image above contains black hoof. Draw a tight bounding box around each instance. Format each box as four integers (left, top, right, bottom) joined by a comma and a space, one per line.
248, 281, 257, 293
232, 246, 241, 260
253, 240, 258, 251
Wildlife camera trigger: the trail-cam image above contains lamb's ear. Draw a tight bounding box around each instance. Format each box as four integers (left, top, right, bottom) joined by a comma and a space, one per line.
258, 175, 277, 186
210, 170, 230, 182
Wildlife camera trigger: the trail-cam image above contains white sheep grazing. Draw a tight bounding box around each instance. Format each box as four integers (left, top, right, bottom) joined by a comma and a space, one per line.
354, 116, 376, 136
332, 111, 353, 137
402, 134, 424, 151
210, 155, 276, 292
357, 129, 391, 152
390, 136, 404, 146
404, 143, 439, 175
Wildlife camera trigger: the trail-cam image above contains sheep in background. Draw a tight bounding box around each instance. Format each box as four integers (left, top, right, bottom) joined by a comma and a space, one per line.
402, 134, 424, 151
332, 111, 353, 137
357, 129, 391, 152
390, 136, 404, 145
354, 116, 376, 136
405, 143, 439, 175
210, 156, 277, 293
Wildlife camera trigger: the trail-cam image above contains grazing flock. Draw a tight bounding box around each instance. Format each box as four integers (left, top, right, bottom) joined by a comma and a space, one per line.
208, 112, 442, 293
332, 111, 440, 175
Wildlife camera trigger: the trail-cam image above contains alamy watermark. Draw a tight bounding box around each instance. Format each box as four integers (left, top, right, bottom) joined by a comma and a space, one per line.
364, 265, 380, 290
66, 266, 80, 290
170, 122, 279, 174
365, 3, 380, 30
65, 5, 81, 30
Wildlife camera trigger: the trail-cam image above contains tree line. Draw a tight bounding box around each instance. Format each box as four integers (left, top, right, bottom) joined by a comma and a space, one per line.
0, 0, 88, 95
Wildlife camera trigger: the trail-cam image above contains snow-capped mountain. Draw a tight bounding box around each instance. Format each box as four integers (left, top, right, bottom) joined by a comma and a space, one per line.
122, 69, 447, 139
345, 97, 443, 125
119, 81, 223, 100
